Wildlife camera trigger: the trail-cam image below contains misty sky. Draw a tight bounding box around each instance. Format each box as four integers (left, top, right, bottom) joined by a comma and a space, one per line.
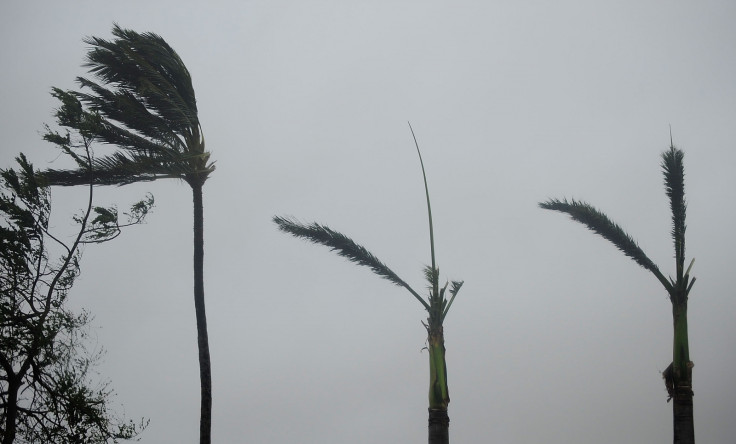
2, 1, 735, 443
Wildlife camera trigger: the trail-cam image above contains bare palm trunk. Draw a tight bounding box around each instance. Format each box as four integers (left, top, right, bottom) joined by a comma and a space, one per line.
192, 183, 212, 444
427, 329, 449, 444
673, 395, 694, 444
428, 409, 449, 444
671, 302, 694, 444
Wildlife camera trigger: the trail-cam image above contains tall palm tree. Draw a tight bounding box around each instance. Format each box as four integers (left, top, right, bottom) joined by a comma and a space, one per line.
273, 126, 462, 444
41, 25, 215, 444
539, 142, 695, 444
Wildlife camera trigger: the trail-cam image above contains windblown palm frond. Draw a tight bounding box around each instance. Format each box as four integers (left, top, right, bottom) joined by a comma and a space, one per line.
43, 151, 187, 186
82, 25, 199, 133
539, 198, 670, 290
273, 216, 429, 310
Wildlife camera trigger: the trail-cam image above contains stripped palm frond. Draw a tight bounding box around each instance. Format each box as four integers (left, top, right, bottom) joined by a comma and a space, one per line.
442, 280, 464, 320
409, 122, 438, 296
539, 198, 670, 291
273, 216, 429, 310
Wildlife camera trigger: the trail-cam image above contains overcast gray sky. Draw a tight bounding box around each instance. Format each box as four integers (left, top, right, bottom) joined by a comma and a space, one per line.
2, 1, 735, 443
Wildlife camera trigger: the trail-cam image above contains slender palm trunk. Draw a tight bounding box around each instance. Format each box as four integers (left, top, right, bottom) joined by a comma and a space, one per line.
192, 183, 212, 444
671, 302, 694, 444
427, 329, 449, 444
428, 408, 449, 444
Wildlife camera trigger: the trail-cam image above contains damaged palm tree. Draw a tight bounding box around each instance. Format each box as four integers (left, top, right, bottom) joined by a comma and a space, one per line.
539, 140, 695, 444
273, 125, 462, 444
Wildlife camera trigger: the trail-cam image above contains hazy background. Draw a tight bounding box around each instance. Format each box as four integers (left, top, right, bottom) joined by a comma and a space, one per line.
2, 1, 735, 443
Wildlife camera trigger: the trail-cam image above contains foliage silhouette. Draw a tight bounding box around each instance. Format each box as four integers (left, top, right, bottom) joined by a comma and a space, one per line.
1, 140, 150, 443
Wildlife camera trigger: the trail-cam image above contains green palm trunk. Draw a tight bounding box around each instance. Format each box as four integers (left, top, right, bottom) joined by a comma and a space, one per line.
427, 331, 449, 410
427, 327, 450, 443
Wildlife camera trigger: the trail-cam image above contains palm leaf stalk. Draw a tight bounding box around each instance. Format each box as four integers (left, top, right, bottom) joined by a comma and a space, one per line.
39, 25, 215, 444
539, 142, 695, 444
273, 126, 462, 444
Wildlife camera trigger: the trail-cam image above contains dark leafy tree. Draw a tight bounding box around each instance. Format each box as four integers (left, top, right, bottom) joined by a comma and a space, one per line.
540, 142, 695, 444
1, 143, 151, 442
274, 126, 462, 444
40, 25, 215, 444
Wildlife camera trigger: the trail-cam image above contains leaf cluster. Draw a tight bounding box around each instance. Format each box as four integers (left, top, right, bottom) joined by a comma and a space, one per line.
1, 155, 149, 442
273, 128, 463, 330
43, 24, 213, 189
540, 142, 695, 301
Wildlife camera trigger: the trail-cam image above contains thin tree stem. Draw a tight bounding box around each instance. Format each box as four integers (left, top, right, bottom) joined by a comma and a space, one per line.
192, 183, 212, 444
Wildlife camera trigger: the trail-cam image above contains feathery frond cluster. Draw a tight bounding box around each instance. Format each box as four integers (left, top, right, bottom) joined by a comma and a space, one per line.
81, 25, 199, 141
539, 198, 668, 286
273, 216, 429, 310
43, 24, 213, 189
273, 126, 463, 335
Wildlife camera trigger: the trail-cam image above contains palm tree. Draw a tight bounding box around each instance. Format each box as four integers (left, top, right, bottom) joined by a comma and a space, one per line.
273, 126, 462, 444
41, 25, 215, 444
539, 142, 695, 444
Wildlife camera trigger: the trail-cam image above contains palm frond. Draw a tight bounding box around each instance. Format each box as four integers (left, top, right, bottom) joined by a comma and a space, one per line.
73, 79, 185, 152
540, 198, 671, 290
51, 87, 182, 158
662, 145, 687, 278
409, 123, 437, 292
441, 280, 463, 320
83, 24, 199, 131
273, 216, 429, 310
43, 151, 185, 186
423, 265, 439, 290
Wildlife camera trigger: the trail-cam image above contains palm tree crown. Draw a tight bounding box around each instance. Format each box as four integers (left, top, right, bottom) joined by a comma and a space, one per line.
539, 145, 694, 300
44, 24, 214, 187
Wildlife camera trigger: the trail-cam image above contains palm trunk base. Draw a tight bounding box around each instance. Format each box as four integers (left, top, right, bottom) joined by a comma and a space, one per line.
672, 387, 694, 444
428, 408, 449, 444
663, 361, 694, 444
